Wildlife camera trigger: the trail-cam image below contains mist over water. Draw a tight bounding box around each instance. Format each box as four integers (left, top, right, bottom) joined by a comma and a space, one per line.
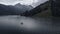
0, 15, 60, 34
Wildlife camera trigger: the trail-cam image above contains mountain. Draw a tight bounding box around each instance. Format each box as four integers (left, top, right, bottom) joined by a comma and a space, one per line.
15, 3, 33, 12
32, 1, 52, 17
21, 1, 52, 17
51, 0, 60, 17
0, 3, 33, 15
0, 4, 19, 15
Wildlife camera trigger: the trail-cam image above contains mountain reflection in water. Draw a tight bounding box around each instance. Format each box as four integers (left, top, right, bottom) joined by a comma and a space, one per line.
0, 15, 60, 34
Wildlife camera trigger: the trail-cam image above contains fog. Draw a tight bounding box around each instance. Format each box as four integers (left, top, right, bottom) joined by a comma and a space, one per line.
0, 0, 48, 7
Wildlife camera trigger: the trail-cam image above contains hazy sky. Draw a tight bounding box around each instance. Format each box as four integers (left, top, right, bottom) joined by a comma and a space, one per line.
0, 0, 48, 7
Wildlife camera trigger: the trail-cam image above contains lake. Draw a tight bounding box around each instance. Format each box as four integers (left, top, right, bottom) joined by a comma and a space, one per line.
0, 15, 60, 34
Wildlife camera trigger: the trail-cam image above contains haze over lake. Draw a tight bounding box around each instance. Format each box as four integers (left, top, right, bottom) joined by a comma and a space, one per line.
0, 15, 60, 34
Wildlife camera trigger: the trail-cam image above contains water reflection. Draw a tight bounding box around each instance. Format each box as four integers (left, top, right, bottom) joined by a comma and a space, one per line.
0, 15, 60, 34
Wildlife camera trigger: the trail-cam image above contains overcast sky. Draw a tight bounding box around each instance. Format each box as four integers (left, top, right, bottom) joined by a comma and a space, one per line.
0, 0, 48, 7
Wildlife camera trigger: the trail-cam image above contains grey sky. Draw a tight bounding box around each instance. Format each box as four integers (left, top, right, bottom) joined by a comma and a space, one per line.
0, 0, 48, 7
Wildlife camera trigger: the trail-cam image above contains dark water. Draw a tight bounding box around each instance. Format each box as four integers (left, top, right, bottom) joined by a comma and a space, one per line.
0, 15, 60, 34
